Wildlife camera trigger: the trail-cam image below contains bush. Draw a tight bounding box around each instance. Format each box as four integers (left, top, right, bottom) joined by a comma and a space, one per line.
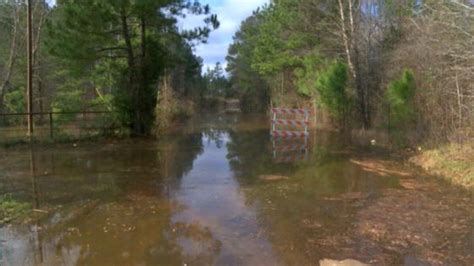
0, 194, 31, 224
315, 61, 350, 124
295, 56, 349, 127
386, 69, 416, 129
384, 69, 417, 146
155, 76, 195, 132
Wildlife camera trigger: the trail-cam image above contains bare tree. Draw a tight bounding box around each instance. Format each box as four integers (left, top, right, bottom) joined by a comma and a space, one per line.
336, 0, 372, 128
0, 1, 21, 114
32, 0, 49, 118
387, 0, 474, 142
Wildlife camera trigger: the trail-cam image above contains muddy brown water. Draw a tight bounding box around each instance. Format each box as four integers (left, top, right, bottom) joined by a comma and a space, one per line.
0, 114, 473, 265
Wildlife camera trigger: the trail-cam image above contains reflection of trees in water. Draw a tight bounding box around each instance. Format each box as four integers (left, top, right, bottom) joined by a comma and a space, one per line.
234, 162, 384, 264
10, 131, 205, 206
21, 146, 159, 205
226, 128, 314, 182
3, 115, 469, 265
227, 129, 270, 177
157, 132, 204, 191
223, 124, 407, 264
224, 115, 349, 183
0, 131, 217, 265
202, 128, 228, 148
14, 195, 222, 265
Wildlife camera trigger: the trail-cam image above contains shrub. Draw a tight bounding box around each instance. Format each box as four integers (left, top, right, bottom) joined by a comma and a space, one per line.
315, 61, 350, 123
0, 194, 31, 224
386, 69, 416, 129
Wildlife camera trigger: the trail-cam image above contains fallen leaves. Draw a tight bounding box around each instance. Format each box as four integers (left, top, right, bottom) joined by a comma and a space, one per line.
350, 159, 413, 177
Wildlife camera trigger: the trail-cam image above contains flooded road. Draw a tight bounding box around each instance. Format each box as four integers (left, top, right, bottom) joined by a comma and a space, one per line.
1, 115, 473, 265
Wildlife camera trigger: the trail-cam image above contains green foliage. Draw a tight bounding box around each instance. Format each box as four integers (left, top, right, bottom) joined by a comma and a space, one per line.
226, 12, 270, 112
251, 2, 307, 76
203, 62, 231, 97
226, 0, 326, 112
225, 0, 437, 131
4, 88, 24, 113
295, 57, 350, 126
386, 69, 416, 128
46, 0, 218, 135
0, 194, 31, 224
315, 61, 349, 120
2, 88, 24, 125
51, 74, 87, 123
294, 52, 324, 97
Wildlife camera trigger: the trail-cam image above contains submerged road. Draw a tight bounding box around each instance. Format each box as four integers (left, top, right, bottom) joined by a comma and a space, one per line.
0, 114, 472, 265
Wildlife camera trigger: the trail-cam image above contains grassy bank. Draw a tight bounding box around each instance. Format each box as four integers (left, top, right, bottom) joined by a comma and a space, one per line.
409, 143, 474, 188
0, 133, 124, 149
0, 194, 31, 224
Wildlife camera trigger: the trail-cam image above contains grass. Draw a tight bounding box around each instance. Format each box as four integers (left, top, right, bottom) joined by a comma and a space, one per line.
0, 129, 129, 148
0, 194, 32, 224
410, 143, 474, 188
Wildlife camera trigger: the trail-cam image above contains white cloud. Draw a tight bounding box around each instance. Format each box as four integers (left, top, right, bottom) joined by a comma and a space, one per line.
179, 0, 269, 73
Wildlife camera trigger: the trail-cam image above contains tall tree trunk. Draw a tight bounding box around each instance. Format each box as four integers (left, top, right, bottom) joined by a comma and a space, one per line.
337, 0, 370, 128
337, 0, 356, 79
120, 6, 140, 135
138, 17, 148, 134
27, 0, 34, 135
37, 76, 44, 114
32, 0, 46, 68
33, 1, 47, 123
0, 4, 21, 114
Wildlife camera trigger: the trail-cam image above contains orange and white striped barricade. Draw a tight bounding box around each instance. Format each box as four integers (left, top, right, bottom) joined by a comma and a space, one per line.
270, 108, 311, 163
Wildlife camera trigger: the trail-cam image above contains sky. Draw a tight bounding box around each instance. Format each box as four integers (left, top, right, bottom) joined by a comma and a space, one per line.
179, 0, 269, 73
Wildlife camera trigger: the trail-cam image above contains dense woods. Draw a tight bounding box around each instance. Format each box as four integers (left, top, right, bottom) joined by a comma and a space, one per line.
0, 0, 218, 136
0, 0, 473, 145
1, 2, 474, 262
227, 0, 473, 145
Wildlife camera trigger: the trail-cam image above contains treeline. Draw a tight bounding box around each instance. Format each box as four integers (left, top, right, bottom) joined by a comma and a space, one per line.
0, 0, 219, 136
227, 0, 473, 144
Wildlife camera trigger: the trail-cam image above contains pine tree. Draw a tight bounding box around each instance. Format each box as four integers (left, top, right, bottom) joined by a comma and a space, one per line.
47, 0, 218, 135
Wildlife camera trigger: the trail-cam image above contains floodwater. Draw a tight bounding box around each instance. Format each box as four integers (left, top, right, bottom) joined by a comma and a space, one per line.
0, 114, 472, 265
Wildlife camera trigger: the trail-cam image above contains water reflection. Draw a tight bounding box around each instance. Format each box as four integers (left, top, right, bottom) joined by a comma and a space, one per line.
0, 114, 472, 265
171, 131, 278, 265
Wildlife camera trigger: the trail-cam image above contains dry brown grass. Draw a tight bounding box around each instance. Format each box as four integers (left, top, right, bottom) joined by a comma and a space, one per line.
410, 143, 474, 188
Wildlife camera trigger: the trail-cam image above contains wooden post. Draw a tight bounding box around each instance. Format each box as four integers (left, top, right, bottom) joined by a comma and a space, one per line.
27, 0, 34, 136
